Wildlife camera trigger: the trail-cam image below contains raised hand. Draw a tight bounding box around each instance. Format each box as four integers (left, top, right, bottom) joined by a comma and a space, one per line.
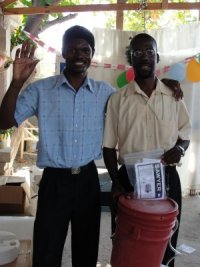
13, 41, 40, 83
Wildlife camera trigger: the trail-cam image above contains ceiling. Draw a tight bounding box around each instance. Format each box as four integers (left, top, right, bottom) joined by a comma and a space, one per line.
1, 1, 200, 15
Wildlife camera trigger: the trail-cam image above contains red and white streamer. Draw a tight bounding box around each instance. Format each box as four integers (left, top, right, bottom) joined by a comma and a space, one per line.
23, 30, 199, 75
24, 31, 59, 55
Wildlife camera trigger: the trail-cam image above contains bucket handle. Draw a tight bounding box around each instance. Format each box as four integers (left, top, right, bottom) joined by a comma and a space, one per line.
166, 219, 182, 266
111, 227, 141, 241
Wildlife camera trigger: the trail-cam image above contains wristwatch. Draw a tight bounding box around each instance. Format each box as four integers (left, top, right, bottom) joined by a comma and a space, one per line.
176, 145, 185, 156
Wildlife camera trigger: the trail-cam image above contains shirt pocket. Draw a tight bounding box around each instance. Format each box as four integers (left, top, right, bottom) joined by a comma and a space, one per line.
157, 119, 178, 148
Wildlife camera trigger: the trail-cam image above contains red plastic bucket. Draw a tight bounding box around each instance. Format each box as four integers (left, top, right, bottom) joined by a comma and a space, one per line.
111, 196, 179, 267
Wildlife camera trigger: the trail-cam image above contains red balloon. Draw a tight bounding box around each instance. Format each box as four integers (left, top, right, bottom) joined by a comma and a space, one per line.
126, 67, 135, 82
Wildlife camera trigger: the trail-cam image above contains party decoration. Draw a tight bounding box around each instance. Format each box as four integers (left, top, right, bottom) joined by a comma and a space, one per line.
0, 52, 13, 72
23, 30, 200, 84
117, 71, 128, 88
126, 67, 135, 82
116, 68, 135, 88
186, 58, 200, 82
167, 63, 186, 82
23, 31, 59, 55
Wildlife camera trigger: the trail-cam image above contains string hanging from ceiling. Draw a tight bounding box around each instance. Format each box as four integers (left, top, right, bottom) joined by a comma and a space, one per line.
138, 0, 148, 32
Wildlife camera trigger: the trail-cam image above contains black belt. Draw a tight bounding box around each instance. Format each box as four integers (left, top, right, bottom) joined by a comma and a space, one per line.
45, 161, 94, 175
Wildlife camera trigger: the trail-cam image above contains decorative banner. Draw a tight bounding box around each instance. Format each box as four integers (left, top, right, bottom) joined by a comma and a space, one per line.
23, 31, 60, 55
23, 30, 200, 85
186, 58, 200, 82
117, 56, 200, 87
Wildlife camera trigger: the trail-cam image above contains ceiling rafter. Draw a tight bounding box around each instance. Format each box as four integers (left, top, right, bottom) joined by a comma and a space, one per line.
0, 0, 17, 9
161, 0, 169, 9
1, 2, 200, 16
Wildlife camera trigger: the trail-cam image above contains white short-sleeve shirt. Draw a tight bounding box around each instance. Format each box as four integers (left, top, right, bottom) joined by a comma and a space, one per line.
103, 79, 191, 164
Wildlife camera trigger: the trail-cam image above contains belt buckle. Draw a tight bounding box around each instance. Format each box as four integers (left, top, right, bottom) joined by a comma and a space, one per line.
71, 167, 81, 175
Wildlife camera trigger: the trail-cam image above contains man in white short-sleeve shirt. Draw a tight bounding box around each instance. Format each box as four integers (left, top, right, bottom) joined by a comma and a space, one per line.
103, 33, 191, 267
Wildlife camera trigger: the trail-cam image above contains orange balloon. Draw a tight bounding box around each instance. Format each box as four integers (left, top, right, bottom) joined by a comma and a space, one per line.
186, 58, 200, 82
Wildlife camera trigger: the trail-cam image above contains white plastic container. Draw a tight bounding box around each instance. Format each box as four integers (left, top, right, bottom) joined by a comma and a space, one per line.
0, 231, 20, 265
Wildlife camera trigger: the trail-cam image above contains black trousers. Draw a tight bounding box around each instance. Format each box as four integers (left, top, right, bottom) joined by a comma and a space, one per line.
111, 165, 182, 267
32, 161, 101, 267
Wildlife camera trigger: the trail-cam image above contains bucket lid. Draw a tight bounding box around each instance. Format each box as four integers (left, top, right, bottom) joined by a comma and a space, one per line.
119, 196, 178, 217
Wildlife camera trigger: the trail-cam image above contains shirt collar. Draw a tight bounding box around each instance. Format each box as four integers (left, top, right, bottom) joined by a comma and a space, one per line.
124, 78, 173, 97
56, 73, 94, 93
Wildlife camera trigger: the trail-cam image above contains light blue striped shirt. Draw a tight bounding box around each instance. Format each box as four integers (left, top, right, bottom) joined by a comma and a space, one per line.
15, 74, 115, 168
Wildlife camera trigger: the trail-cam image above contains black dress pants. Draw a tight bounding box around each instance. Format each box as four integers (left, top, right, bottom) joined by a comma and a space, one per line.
111, 165, 181, 267
32, 161, 101, 267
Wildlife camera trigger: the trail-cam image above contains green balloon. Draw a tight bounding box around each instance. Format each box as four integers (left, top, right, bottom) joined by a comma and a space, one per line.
117, 71, 128, 88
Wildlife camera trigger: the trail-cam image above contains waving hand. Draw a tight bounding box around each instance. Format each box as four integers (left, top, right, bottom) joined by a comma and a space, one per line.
0, 41, 40, 129
13, 41, 40, 83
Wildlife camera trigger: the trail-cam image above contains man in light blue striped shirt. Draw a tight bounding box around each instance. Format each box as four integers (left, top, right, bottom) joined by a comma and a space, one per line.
0, 25, 114, 267
15, 72, 114, 169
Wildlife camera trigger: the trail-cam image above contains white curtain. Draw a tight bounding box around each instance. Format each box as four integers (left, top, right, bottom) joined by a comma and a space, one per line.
89, 23, 200, 196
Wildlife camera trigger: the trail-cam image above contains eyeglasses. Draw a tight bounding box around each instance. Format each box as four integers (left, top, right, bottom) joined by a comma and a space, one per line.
131, 49, 156, 58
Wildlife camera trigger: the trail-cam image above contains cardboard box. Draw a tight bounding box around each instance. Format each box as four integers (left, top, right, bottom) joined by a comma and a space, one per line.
0, 185, 25, 214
